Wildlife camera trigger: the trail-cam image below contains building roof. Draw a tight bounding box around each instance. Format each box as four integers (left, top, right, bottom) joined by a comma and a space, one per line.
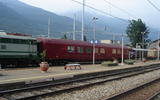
0, 32, 35, 40
37, 37, 129, 49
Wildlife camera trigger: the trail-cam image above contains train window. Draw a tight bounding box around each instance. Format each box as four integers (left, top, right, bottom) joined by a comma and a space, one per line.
0, 38, 9, 43
1, 45, 6, 50
31, 40, 37, 44
13, 39, 20, 43
67, 46, 74, 53
77, 47, 83, 53
95, 48, 99, 53
100, 48, 105, 54
117, 49, 121, 54
112, 49, 116, 54
86, 47, 92, 53
126, 50, 128, 54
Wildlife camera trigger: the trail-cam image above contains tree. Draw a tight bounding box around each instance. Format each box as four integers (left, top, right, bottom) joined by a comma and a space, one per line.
126, 19, 150, 48
40, 50, 46, 62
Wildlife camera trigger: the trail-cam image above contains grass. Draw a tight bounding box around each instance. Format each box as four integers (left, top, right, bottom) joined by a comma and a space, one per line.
101, 61, 118, 66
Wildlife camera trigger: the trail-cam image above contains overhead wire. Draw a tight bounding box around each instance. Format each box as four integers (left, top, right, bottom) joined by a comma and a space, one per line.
146, 0, 160, 12
103, 0, 138, 19
102, 0, 154, 29
71, 0, 128, 23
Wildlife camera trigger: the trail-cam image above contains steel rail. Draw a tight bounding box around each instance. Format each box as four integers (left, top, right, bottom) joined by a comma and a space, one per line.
146, 90, 160, 100
5, 68, 160, 100
14, 68, 160, 100
101, 77, 160, 100
0, 65, 160, 100
0, 65, 157, 94
0, 67, 143, 94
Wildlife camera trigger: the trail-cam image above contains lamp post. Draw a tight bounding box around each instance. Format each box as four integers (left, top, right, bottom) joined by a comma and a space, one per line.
81, 0, 85, 41
48, 16, 51, 38
73, 14, 76, 40
92, 17, 98, 65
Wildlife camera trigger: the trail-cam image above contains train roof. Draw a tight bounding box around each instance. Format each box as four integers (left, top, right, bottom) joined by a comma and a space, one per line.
37, 37, 129, 49
0, 32, 36, 40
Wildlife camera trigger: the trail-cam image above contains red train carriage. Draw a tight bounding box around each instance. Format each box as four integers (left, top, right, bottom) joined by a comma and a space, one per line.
37, 37, 130, 65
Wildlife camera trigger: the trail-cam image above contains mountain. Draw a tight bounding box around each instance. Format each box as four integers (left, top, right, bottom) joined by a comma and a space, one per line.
64, 11, 129, 33
64, 11, 160, 41
0, 2, 32, 34
0, 0, 158, 41
0, 0, 82, 38
63, 11, 130, 41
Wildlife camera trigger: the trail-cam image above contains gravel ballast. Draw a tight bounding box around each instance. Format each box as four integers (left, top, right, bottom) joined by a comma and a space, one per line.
39, 69, 160, 100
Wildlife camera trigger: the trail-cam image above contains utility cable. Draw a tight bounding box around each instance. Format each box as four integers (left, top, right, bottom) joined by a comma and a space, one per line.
146, 0, 160, 12
103, 0, 138, 19
72, 0, 128, 23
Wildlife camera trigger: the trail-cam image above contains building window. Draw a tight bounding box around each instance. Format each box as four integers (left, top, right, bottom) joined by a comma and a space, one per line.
67, 46, 74, 53
77, 47, 83, 53
112, 49, 116, 54
100, 48, 105, 54
86, 47, 92, 53
1, 45, 6, 50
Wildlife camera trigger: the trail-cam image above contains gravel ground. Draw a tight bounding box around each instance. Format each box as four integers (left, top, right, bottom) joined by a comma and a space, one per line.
39, 69, 160, 100
5, 70, 135, 99
113, 80, 160, 100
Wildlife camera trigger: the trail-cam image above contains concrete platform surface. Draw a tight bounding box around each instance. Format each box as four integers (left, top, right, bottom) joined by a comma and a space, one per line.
0, 61, 160, 85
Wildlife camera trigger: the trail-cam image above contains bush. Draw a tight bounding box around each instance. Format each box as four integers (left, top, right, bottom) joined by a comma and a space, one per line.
101, 61, 118, 66
124, 59, 135, 65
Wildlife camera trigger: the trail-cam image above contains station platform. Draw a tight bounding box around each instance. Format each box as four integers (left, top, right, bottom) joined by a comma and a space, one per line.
0, 60, 160, 85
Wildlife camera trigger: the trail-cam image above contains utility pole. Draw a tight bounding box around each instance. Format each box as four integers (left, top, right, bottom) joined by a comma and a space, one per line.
121, 33, 124, 65
48, 16, 51, 38
158, 32, 160, 60
73, 14, 76, 40
113, 34, 115, 44
81, 0, 85, 41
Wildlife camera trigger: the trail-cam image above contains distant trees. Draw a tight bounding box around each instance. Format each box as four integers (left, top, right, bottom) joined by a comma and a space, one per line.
126, 19, 150, 48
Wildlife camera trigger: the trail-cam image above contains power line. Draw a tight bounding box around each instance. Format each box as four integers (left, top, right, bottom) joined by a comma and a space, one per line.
72, 0, 128, 23
103, 0, 138, 19
146, 0, 160, 12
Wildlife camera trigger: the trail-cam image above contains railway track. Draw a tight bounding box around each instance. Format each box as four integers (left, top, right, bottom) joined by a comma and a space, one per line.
101, 77, 160, 100
0, 65, 160, 100
147, 91, 160, 100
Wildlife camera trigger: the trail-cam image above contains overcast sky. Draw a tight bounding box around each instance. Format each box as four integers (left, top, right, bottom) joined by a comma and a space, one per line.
19, 0, 160, 29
